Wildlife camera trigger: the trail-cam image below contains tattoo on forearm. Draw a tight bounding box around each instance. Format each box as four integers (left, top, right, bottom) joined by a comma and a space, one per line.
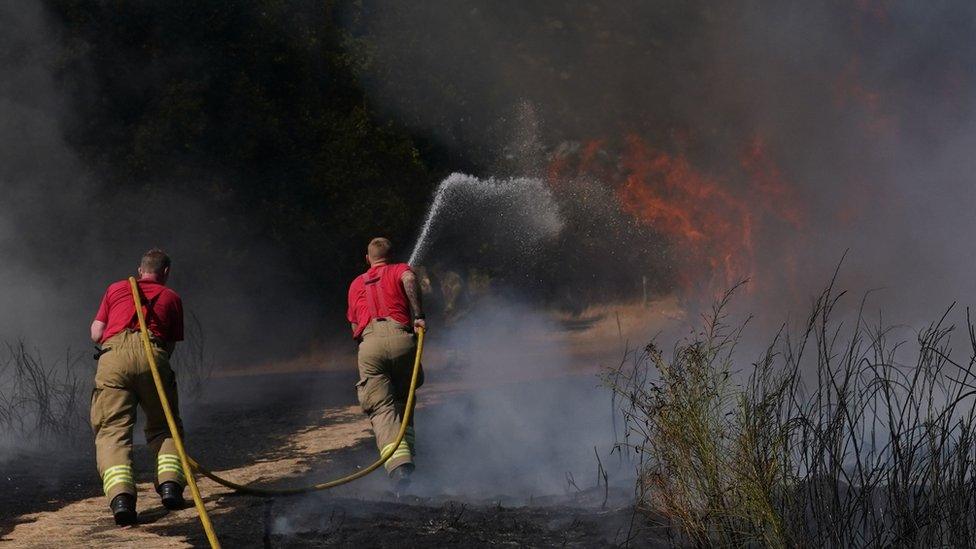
402, 272, 424, 317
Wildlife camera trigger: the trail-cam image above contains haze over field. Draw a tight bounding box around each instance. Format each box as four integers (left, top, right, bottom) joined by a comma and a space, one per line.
2, 2, 975, 362
2, 2, 976, 547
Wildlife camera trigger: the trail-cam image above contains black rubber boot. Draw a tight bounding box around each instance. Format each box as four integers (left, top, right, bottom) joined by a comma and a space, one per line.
158, 481, 185, 510
391, 464, 414, 496
110, 493, 137, 526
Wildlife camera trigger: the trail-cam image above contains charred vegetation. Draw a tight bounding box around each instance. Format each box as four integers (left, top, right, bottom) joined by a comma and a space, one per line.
607, 279, 976, 546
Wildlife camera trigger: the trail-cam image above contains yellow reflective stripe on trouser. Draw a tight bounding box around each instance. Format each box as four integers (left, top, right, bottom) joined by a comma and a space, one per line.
157, 454, 186, 483
382, 438, 413, 461
102, 464, 134, 494
382, 440, 410, 454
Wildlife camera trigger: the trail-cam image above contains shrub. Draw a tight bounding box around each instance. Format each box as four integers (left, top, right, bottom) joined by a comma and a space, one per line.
607, 280, 976, 547
0, 312, 213, 451
172, 311, 215, 401
0, 342, 90, 446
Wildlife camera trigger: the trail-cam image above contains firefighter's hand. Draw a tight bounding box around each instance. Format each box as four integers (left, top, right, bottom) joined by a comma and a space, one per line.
413, 318, 427, 332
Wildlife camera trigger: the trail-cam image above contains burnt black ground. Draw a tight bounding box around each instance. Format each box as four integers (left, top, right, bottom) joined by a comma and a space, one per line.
263, 494, 651, 548
0, 370, 669, 547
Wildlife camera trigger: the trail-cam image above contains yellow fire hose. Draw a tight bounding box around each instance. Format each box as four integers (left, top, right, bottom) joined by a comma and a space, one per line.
129, 277, 220, 548
129, 277, 425, 546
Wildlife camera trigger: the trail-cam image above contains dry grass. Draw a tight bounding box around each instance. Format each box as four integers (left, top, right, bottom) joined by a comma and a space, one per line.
172, 311, 216, 400
606, 277, 976, 547
0, 342, 90, 446
0, 312, 214, 450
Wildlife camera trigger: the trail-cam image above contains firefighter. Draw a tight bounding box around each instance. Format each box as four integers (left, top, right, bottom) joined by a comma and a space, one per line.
347, 237, 426, 489
89, 248, 186, 525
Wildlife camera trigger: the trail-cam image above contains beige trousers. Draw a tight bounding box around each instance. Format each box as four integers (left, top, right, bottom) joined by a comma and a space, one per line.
356, 319, 423, 473
90, 330, 185, 501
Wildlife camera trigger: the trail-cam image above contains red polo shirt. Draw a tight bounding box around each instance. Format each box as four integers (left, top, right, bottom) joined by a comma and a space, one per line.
94, 279, 184, 344
347, 262, 412, 339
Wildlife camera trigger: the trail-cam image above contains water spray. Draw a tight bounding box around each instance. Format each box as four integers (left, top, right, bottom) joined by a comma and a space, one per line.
407, 172, 563, 266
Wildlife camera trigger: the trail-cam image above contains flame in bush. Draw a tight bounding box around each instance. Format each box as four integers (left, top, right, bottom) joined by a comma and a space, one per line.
550, 133, 805, 294
617, 135, 753, 291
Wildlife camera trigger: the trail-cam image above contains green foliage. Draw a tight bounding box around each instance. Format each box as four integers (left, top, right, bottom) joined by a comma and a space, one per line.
45, 0, 437, 305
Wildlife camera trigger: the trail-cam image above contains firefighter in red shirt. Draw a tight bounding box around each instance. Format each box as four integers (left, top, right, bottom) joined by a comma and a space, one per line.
348, 237, 426, 488
89, 248, 186, 525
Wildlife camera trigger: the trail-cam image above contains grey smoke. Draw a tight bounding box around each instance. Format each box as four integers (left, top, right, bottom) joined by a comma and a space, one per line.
0, 2, 317, 460
0, 1, 97, 347
0, 3, 318, 364
3, 0, 975, 515
346, 0, 976, 325
411, 297, 630, 498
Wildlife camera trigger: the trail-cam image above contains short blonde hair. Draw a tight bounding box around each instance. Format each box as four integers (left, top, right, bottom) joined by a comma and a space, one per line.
140, 248, 171, 274
367, 237, 393, 261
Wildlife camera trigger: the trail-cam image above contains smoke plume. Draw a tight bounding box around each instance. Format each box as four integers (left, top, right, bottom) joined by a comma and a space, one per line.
0, 2, 318, 364
345, 0, 976, 323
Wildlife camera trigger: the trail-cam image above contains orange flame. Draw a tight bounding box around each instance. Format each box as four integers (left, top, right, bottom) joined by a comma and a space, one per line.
616, 135, 752, 292
550, 133, 806, 296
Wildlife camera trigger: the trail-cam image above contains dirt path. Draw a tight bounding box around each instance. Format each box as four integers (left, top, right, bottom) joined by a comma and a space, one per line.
1, 370, 663, 547
3, 402, 372, 548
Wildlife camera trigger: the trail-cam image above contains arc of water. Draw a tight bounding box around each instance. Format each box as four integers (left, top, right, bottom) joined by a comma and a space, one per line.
408, 176, 459, 266
407, 173, 563, 267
